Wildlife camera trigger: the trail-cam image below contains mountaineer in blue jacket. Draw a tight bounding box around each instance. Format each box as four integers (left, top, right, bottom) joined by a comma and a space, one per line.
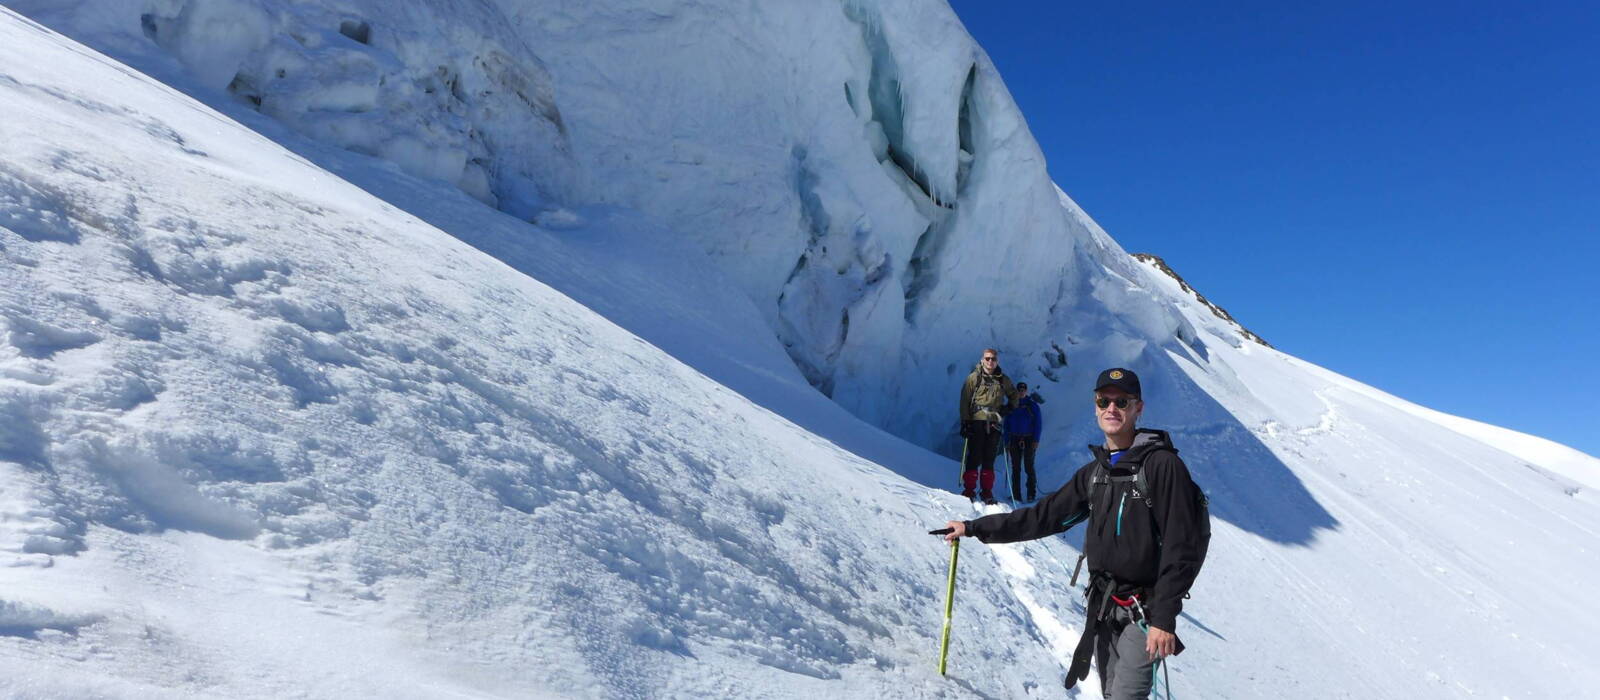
1002, 382, 1043, 501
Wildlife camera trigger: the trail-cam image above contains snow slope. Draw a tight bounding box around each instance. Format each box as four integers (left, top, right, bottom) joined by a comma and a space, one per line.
2, 2, 1598, 699
0, 9, 1095, 697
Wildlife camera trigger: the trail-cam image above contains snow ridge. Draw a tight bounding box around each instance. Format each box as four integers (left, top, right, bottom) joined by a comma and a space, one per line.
1132, 253, 1271, 348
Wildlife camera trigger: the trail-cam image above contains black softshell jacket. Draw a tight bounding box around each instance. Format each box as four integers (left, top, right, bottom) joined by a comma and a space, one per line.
965, 428, 1207, 632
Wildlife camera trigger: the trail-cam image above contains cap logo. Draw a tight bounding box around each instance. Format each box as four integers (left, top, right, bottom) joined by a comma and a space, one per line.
1109, 370, 1124, 380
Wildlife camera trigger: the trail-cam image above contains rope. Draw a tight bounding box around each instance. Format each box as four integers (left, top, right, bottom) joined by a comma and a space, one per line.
1129, 596, 1174, 700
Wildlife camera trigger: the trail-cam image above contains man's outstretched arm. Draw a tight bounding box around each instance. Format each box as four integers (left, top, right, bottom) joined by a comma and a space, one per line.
948, 466, 1090, 544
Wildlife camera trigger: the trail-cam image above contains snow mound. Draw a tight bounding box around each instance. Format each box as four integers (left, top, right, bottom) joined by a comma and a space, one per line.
0, 598, 100, 636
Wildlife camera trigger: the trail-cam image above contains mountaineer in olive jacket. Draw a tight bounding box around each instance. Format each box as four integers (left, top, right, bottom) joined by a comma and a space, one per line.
956, 349, 1014, 502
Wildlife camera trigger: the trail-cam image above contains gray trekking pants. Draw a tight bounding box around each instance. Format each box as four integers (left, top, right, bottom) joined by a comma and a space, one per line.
1094, 604, 1155, 699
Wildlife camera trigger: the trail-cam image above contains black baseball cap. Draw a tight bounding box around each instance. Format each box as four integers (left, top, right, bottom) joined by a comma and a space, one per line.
1094, 368, 1141, 396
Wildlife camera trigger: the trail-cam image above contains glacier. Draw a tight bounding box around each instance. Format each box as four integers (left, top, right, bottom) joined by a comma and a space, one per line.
2, 1, 1597, 698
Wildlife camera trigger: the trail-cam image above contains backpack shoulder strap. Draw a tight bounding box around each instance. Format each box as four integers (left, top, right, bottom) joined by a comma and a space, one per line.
1126, 447, 1186, 508
1087, 461, 1110, 509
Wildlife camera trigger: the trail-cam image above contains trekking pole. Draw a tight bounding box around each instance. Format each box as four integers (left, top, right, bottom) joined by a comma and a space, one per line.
1004, 437, 1017, 501
929, 532, 960, 675
1002, 435, 1015, 506
959, 437, 969, 491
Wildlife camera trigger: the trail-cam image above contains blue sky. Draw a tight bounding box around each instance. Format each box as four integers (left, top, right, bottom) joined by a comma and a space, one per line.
950, 1, 1599, 458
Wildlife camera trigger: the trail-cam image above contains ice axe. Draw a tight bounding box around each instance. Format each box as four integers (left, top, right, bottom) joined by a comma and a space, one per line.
928, 527, 960, 675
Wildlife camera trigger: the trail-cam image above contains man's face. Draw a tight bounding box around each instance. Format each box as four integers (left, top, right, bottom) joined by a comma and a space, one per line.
1016, 385, 1028, 397
981, 353, 998, 371
1094, 387, 1142, 435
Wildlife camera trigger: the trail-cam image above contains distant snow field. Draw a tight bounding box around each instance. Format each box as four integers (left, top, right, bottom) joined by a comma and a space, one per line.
2, 2, 1597, 699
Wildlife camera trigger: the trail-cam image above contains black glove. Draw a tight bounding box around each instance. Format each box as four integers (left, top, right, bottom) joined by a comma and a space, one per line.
959, 421, 975, 439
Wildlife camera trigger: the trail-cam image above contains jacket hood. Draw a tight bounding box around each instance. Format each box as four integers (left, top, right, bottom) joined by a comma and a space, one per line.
1089, 428, 1176, 463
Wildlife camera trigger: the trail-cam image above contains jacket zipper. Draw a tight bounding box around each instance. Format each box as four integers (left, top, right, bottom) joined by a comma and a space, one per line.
1116, 492, 1127, 536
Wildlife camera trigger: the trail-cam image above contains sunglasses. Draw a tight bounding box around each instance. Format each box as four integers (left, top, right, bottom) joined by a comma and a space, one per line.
1094, 396, 1138, 410
982, 356, 997, 362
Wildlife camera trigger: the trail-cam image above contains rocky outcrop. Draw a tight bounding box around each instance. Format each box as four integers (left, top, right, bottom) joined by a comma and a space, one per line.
1132, 253, 1272, 348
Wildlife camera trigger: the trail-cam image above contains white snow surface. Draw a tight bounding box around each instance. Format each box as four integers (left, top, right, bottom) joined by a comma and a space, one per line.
1, 2, 1597, 698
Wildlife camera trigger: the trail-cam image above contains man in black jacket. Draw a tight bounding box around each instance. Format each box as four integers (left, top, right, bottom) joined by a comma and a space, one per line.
942, 368, 1209, 698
